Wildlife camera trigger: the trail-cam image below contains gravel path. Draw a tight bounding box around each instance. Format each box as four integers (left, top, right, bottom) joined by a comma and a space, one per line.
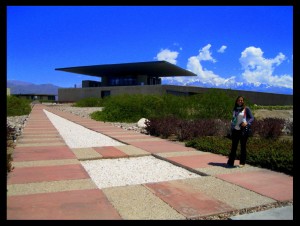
81, 156, 201, 189
45, 103, 144, 133
43, 109, 125, 148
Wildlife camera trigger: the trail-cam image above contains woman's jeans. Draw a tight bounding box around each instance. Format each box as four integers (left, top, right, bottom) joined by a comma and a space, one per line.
227, 129, 248, 166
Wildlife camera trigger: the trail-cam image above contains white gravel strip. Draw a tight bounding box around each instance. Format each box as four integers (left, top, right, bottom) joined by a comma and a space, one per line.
81, 156, 201, 189
43, 109, 125, 148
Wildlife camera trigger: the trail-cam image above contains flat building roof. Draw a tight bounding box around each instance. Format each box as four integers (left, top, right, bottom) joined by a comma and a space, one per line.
55, 61, 197, 77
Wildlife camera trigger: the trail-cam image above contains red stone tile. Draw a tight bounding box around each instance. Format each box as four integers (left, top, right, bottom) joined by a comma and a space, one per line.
111, 134, 155, 140
17, 139, 64, 144
145, 180, 234, 218
20, 135, 61, 138
128, 140, 194, 153
167, 153, 229, 169
23, 125, 55, 129
7, 189, 122, 220
12, 146, 76, 161
94, 128, 128, 133
216, 170, 293, 202
7, 164, 89, 184
93, 146, 128, 158
22, 131, 59, 135
22, 129, 57, 133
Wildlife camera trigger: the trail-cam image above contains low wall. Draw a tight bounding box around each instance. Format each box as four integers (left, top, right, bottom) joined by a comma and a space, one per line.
58, 85, 293, 106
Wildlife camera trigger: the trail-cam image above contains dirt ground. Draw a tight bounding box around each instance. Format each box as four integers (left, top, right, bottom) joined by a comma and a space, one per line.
253, 109, 293, 121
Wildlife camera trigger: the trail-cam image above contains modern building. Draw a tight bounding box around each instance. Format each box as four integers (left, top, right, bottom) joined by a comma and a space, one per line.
56, 60, 196, 99
56, 61, 293, 106
56, 61, 196, 87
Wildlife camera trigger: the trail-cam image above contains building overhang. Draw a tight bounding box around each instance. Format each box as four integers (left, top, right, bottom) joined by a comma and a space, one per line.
55, 61, 197, 78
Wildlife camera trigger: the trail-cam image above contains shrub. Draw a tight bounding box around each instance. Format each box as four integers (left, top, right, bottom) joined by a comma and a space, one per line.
91, 94, 192, 123
73, 97, 105, 107
246, 138, 293, 175
145, 117, 219, 141
257, 118, 285, 139
7, 96, 31, 116
175, 120, 197, 141
185, 136, 232, 156
90, 91, 250, 122
159, 94, 191, 119
251, 105, 293, 110
92, 94, 150, 122
145, 116, 180, 138
190, 89, 238, 120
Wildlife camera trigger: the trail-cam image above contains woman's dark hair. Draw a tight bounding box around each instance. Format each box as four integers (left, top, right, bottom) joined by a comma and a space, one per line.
234, 95, 246, 110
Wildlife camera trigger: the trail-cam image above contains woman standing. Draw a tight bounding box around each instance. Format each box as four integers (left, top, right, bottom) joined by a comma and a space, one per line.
227, 96, 254, 168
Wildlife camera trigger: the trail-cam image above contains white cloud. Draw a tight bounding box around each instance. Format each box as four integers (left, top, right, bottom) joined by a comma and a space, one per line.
185, 44, 235, 86
197, 44, 217, 62
162, 44, 236, 87
158, 44, 292, 92
162, 44, 235, 87
154, 49, 179, 65
217, 45, 227, 53
239, 46, 293, 89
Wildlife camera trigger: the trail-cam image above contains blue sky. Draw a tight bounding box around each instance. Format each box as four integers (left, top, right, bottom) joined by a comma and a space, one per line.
7, 6, 293, 94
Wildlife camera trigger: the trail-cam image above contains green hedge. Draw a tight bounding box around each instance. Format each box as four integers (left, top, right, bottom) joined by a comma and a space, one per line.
7, 96, 31, 116
72, 97, 105, 107
88, 90, 238, 122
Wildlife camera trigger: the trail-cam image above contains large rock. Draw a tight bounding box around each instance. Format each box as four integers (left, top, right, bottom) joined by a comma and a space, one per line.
137, 118, 148, 128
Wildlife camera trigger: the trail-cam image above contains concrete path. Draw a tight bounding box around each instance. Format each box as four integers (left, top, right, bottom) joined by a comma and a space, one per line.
7, 104, 293, 220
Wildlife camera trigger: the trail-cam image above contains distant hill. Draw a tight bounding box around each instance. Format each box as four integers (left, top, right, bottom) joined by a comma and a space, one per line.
162, 79, 293, 95
7, 80, 60, 95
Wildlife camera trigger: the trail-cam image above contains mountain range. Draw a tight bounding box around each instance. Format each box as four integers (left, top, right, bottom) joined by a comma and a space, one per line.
7, 79, 293, 96
7, 80, 61, 95
162, 80, 293, 95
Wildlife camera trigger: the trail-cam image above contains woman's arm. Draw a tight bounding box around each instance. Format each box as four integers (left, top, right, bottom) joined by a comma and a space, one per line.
246, 107, 254, 125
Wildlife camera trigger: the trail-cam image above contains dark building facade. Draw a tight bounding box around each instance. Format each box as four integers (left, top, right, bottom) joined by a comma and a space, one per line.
82, 80, 102, 88
13, 94, 56, 101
